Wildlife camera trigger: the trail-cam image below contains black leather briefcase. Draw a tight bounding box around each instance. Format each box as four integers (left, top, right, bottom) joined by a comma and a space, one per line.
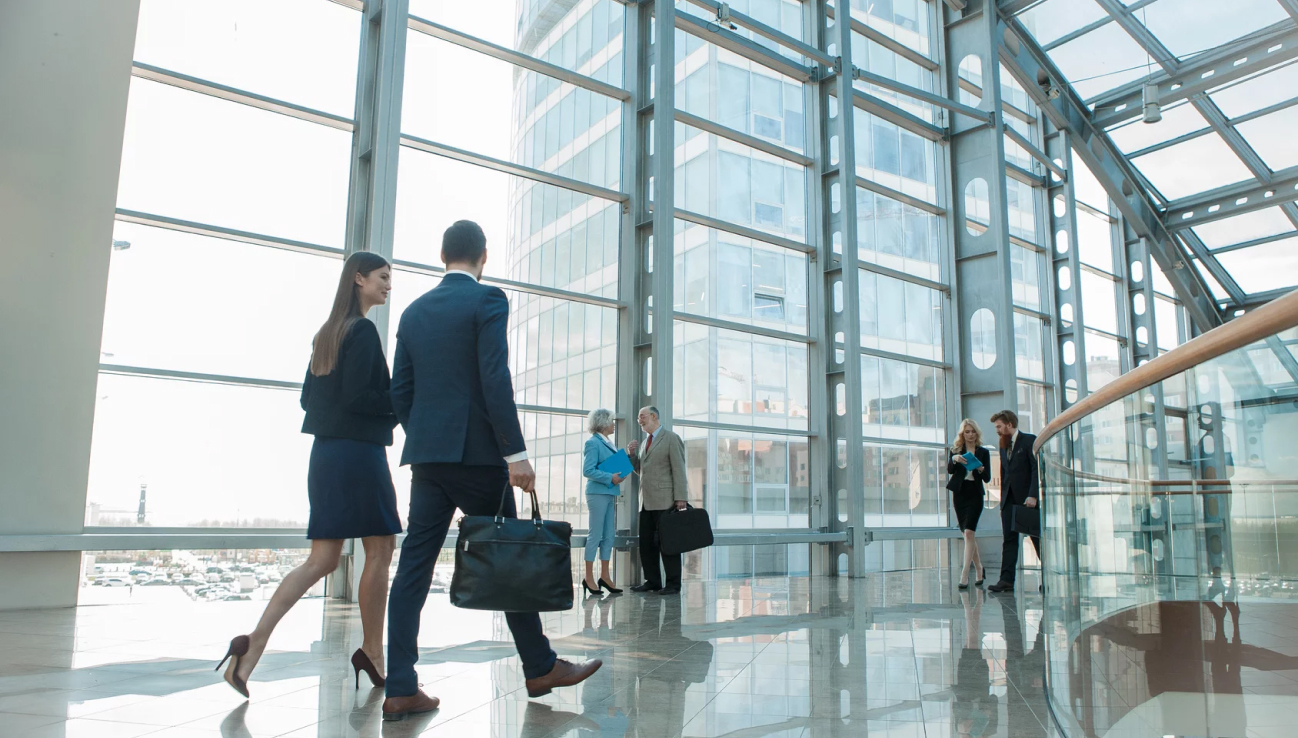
658, 504, 713, 555
1011, 503, 1041, 538
450, 486, 573, 612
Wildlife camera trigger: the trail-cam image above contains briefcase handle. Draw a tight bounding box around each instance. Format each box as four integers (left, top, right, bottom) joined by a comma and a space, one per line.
496, 483, 543, 525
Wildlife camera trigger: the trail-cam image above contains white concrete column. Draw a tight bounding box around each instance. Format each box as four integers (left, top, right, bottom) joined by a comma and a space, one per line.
0, 0, 140, 609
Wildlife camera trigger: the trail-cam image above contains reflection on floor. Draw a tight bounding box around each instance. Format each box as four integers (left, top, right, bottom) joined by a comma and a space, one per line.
1063, 599, 1298, 738
0, 571, 1062, 737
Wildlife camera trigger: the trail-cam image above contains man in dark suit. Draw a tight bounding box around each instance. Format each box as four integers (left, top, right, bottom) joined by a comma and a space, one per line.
986, 410, 1041, 593
381, 220, 601, 720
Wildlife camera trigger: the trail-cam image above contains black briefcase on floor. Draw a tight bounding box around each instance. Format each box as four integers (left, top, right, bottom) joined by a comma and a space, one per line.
658, 504, 713, 555
450, 486, 573, 612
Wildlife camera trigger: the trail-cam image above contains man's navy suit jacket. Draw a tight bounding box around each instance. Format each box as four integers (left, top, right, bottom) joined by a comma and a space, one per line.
391, 273, 526, 468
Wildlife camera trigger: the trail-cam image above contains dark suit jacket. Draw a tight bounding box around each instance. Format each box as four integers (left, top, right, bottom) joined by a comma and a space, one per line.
390, 273, 526, 467
999, 432, 1039, 507
300, 318, 397, 446
946, 445, 992, 493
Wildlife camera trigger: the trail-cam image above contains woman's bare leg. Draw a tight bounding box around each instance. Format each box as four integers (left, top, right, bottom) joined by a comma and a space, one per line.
358, 535, 396, 676
599, 559, 613, 586
960, 529, 976, 585
237, 539, 344, 681
585, 560, 598, 590
970, 529, 985, 579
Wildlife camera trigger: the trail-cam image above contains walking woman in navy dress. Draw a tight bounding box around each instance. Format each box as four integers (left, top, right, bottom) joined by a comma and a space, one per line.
218, 252, 403, 698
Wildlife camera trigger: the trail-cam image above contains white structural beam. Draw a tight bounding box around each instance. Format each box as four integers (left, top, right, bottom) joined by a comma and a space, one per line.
1165, 167, 1298, 230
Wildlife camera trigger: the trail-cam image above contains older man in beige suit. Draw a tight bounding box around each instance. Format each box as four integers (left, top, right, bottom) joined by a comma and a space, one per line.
626, 406, 688, 595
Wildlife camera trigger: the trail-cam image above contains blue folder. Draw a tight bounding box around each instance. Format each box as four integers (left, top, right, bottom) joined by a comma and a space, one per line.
961, 451, 983, 471
597, 449, 634, 477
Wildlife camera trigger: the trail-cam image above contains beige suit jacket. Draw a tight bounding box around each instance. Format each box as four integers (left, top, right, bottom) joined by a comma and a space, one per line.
629, 428, 688, 511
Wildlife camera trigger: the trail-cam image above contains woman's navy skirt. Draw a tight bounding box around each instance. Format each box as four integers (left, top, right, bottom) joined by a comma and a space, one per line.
306, 437, 403, 540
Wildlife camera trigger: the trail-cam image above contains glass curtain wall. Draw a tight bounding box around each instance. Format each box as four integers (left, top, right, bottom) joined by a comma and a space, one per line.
86, 0, 981, 580
89, 0, 363, 529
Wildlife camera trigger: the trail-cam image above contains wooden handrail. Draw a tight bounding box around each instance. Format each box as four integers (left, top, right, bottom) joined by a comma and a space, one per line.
1034, 288, 1298, 455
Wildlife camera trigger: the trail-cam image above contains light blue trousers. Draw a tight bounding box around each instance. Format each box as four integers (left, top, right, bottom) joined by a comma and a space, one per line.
584, 494, 617, 562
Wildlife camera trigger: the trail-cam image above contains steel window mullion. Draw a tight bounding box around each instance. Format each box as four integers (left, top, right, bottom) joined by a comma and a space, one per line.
671, 311, 814, 345
515, 403, 601, 418
389, 260, 623, 309
852, 176, 945, 216
856, 259, 949, 294
99, 364, 302, 392
1123, 126, 1213, 159
1003, 125, 1066, 180
406, 16, 630, 101
115, 209, 345, 259
858, 347, 949, 371
1005, 161, 1047, 188
1200, 230, 1298, 256
673, 208, 815, 253
860, 435, 951, 451
848, 88, 945, 141
683, 0, 833, 66
675, 419, 816, 439
675, 11, 815, 81
852, 68, 991, 123
130, 63, 356, 132
674, 109, 814, 165
399, 135, 628, 203
828, 11, 938, 72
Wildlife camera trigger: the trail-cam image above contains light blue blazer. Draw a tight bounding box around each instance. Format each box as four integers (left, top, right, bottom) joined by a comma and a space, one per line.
582, 433, 622, 496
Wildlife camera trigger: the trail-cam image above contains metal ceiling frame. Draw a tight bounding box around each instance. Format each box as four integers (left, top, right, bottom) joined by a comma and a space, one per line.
995, 12, 1224, 332
1001, 0, 1298, 315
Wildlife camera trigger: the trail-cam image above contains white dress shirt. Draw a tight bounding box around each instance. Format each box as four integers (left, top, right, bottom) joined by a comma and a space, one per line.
445, 268, 528, 464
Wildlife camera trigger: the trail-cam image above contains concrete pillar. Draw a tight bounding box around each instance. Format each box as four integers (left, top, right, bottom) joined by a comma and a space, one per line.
0, 0, 140, 609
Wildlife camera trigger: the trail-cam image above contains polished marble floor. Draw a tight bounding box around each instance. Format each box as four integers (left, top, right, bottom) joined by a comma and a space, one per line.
0, 570, 1062, 738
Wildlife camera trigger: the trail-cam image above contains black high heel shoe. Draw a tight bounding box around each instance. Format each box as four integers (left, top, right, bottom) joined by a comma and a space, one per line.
598, 578, 623, 594
216, 635, 251, 699
975, 567, 986, 586
582, 579, 601, 596
352, 648, 385, 689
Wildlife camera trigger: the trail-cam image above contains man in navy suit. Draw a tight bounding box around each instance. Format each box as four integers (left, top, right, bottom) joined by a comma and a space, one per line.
381, 221, 601, 720
986, 409, 1041, 594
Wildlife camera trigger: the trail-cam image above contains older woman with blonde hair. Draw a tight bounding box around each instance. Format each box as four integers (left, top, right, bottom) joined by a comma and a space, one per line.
581, 408, 626, 595
948, 418, 992, 589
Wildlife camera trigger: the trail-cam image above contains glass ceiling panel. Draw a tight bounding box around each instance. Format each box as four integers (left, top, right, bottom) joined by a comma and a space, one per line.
1048, 21, 1152, 100
1107, 102, 1209, 153
1214, 236, 1298, 294
1190, 258, 1232, 301
1192, 207, 1296, 250
1137, 0, 1287, 59
1236, 105, 1298, 171
1129, 133, 1253, 201
1210, 62, 1298, 118
1018, 0, 1107, 48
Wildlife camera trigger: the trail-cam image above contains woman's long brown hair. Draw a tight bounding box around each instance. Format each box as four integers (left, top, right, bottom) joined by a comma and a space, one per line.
310, 252, 390, 376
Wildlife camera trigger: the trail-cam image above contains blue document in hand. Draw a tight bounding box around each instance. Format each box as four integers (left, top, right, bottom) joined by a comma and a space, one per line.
597, 450, 634, 477
961, 452, 983, 471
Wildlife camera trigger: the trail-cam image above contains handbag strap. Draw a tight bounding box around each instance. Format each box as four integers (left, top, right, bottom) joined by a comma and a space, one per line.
496, 482, 543, 524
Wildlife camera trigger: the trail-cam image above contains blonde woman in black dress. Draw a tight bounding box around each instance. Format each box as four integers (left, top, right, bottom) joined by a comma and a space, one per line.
949, 418, 991, 589
217, 252, 402, 698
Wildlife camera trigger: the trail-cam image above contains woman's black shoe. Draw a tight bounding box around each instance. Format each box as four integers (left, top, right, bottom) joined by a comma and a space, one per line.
975, 568, 986, 586
582, 580, 601, 596
598, 579, 623, 594
957, 581, 969, 590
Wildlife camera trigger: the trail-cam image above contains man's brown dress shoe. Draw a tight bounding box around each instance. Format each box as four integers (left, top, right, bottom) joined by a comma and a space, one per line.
381, 690, 441, 721
524, 658, 603, 698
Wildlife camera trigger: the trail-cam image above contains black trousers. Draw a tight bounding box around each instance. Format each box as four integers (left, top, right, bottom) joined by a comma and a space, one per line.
639, 508, 682, 589
387, 463, 556, 696
999, 503, 1041, 584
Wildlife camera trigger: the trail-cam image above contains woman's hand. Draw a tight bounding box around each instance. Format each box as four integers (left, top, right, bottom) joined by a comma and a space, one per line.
610, 473, 624, 484
952, 454, 968, 465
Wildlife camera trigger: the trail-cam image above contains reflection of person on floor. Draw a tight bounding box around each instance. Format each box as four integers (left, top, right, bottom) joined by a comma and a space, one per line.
629, 596, 712, 738
994, 594, 1044, 736
578, 596, 629, 738
954, 589, 997, 738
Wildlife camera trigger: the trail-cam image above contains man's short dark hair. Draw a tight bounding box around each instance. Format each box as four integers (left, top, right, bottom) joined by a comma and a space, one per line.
442, 220, 486, 265
990, 409, 1019, 428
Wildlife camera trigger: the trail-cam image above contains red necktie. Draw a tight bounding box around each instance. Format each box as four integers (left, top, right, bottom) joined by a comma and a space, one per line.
644, 434, 652, 454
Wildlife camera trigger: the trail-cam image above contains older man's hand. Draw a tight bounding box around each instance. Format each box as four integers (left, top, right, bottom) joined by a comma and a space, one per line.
509, 459, 536, 493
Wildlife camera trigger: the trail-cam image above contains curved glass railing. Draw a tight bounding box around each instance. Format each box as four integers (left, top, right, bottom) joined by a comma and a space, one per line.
1035, 289, 1298, 738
